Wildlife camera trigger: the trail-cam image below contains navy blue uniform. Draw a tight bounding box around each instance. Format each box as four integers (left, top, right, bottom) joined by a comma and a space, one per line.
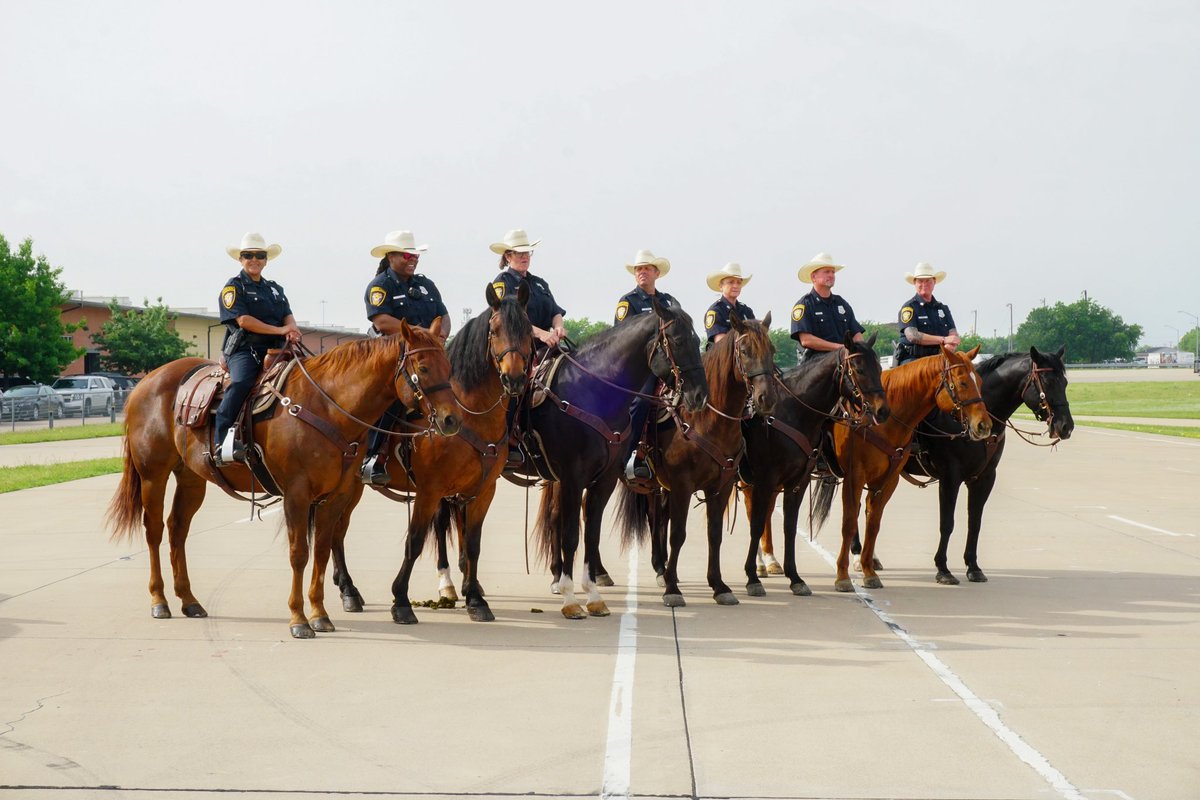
614, 287, 678, 326
491, 268, 565, 331
896, 294, 956, 364
214, 271, 293, 437
364, 270, 448, 331
704, 298, 755, 346
790, 290, 864, 359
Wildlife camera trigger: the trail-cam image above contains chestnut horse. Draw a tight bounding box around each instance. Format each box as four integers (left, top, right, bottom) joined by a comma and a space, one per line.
617, 313, 779, 607
810, 346, 991, 592
327, 284, 533, 624
106, 321, 459, 639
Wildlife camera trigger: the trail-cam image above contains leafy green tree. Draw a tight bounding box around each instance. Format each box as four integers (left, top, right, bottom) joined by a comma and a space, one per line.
861, 320, 900, 360
769, 328, 797, 368
0, 234, 84, 383
91, 298, 191, 375
563, 317, 611, 347
1177, 327, 1199, 356
960, 333, 1009, 355
1016, 298, 1142, 363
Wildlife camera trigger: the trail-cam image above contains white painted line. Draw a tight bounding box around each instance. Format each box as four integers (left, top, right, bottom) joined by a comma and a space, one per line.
1108, 515, 1195, 538
601, 545, 639, 800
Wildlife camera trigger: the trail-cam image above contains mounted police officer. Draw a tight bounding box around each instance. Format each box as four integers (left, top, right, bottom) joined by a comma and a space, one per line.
615, 250, 676, 481
790, 252, 865, 361
213, 232, 300, 466
360, 230, 451, 485
704, 262, 755, 348
895, 261, 959, 365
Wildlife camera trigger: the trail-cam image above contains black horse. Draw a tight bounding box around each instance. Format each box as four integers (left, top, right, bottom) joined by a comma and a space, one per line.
531, 303, 708, 619
740, 332, 889, 597
899, 346, 1074, 584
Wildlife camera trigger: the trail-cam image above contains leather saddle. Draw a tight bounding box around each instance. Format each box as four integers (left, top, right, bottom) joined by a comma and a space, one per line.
174, 350, 300, 430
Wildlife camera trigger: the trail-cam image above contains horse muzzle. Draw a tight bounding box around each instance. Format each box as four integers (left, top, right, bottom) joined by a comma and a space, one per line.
500, 373, 527, 397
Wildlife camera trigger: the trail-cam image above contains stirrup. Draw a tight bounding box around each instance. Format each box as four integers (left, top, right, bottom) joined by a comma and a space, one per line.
360, 455, 391, 486
624, 452, 652, 481
215, 429, 245, 467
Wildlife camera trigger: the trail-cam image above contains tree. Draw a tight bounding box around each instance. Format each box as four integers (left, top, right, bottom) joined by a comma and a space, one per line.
960, 332, 1009, 355
1016, 298, 1142, 363
769, 328, 797, 368
562, 317, 611, 347
91, 298, 191, 375
0, 234, 84, 383
861, 321, 900, 360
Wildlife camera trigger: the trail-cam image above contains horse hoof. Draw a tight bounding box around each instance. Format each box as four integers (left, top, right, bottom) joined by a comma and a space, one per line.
151, 604, 171, 619
714, 592, 739, 606
936, 571, 960, 586
595, 573, 615, 588
290, 623, 316, 639
468, 605, 495, 622
550, 581, 562, 596
746, 582, 766, 597
834, 579, 854, 593
310, 616, 336, 633
967, 569, 988, 583
182, 603, 207, 618
587, 600, 611, 617
391, 606, 418, 625
342, 596, 363, 613
561, 603, 587, 620
756, 565, 767, 577
791, 581, 812, 597
656, 574, 666, 588
663, 594, 686, 608
439, 587, 460, 602
766, 562, 784, 576
872, 557, 884, 570
862, 576, 883, 589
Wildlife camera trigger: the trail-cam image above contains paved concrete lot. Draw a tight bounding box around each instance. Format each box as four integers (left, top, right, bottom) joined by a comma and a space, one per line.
1, 423, 1198, 800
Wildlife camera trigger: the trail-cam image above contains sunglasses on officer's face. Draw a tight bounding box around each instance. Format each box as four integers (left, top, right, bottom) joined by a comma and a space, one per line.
240, 251, 268, 260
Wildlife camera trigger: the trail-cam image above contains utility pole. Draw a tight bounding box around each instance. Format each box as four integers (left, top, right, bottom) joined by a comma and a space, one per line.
971, 309, 977, 336
321, 300, 327, 326
1006, 303, 1014, 353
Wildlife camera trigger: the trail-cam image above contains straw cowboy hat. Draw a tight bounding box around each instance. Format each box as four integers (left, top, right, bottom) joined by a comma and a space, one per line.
706, 262, 752, 292
490, 229, 541, 255
226, 232, 282, 261
626, 249, 671, 277
797, 252, 845, 283
370, 230, 429, 258
905, 261, 946, 284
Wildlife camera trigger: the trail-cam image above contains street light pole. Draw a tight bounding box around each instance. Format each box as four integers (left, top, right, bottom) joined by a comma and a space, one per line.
971, 309, 977, 336
1180, 311, 1199, 372
1006, 303, 1013, 353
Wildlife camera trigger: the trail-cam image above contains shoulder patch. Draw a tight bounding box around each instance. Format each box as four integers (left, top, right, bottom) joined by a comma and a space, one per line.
369, 287, 387, 307
221, 285, 237, 310
900, 306, 914, 324
704, 309, 717, 329
792, 303, 805, 322
615, 301, 629, 321
492, 281, 506, 299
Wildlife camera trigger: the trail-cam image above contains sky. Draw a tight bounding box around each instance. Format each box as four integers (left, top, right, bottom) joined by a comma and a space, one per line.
3, 1, 1198, 347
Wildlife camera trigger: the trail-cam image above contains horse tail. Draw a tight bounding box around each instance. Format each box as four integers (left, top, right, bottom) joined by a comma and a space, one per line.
810, 477, 839, 533
533, 481, 562, 569
106, 437, 143, 543
615, 484, 650, 550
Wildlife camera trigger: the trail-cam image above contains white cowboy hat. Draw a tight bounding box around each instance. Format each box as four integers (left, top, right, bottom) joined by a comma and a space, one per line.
226, 232, 282, 261
625, 249, 671, 277
490, 229, 541, 254
797, 252, 845, 283
706, 262, 752, 292
370, 230, 429, 258
905, 261, 946, 284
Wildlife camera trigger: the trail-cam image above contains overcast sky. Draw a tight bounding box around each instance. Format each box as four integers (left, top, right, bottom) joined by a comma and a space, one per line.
3, 1, 1197, 347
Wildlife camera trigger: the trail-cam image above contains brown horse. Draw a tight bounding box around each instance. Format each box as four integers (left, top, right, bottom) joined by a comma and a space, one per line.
810, 346, 991, 592
327, 284, 533, 624
617, 313, 778, 606
106, 320, 459, 639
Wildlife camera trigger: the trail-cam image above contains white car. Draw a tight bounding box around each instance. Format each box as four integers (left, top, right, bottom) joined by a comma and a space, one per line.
52, 375, 116, 416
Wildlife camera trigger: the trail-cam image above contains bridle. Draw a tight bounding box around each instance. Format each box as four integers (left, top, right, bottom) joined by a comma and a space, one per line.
936, 352, 985, 425
1001, 360, 1066, 446
392, 345, 454, 427
648, 317, 700, 403
488, 311, 532, 397
706, 329, 772, 421
833, 347, 885, 427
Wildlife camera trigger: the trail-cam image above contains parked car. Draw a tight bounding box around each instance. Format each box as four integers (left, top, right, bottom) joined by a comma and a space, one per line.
51, 375, 116, 416
1, 383, 66, 420
89, 372, 140, 410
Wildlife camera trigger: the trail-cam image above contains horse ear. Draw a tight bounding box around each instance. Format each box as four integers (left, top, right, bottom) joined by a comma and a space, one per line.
965, 344, 981, 360
485, 283, 501, 310
1055, 344, 1066, 360
865, 331, 878, 348
1029, 345, 1042, 363
429, 316, 444, 339
517, 280, 531, 308
761, 311, 772, 329
729, 308, 744, 330
653, 298, 671, 320
397, 318, 412, 341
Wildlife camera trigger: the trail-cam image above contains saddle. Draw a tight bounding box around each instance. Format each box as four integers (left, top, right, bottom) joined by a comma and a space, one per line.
173, 349, 299, 430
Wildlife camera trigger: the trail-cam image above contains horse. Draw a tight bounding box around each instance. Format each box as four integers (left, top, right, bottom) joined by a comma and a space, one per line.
531, 302, 709, 619
326, 284, 533, 624
899, 346, 1074, 584
617, 313, 779, 607
810, 346, 991, 592
106, 320, 460, 639
739, 332, 889, 597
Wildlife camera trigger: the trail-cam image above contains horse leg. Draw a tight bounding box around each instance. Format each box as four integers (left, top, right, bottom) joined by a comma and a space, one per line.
556, 482, 587, 620
964, 470, 997, 583
835, 479, 861, 592
283, 491, 317, 639
307, 496, 353, 633
849, 528, 883, 572
137, 469, 172, 618
459, 487, 496, 622
390, 493, 439, 624
759, 496, 783, 576
743, 486, 775, 596
330, 483, 366, 612
165, 468, 208, 618
649, 492, 668, 587
859, 477, 901, 590
934, 477, 964, 585
582, 474, 617, 616
662, 490, 689, 607
706, 486, 737, 605
434, 500, 459, 601
781, 486, 811, 596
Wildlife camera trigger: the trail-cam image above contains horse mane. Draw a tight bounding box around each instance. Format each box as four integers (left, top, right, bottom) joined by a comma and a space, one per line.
303, 337, 384, 380
975, 351, 1024, 377
881, 354, 946, 415
703, 319, 770, 398
573, 312, 656, 364
447, 298, 529, 391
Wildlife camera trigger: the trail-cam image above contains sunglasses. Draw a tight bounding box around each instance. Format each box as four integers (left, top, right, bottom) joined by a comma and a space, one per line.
240, 251, 268, 260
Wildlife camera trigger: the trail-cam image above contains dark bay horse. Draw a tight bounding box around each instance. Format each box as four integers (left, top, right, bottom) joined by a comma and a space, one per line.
617, 313, 779, 607
106, 321, 459, 639
810, 346, 991, 592
532, 303, 708, 619
739, 332, 889, 597
327, 285, 533, 624
901, 346, 1074, 584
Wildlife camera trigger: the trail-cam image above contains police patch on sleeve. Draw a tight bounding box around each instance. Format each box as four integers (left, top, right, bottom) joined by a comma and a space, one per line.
221, 285, 237, 310
704, 310, 717, 329
492, 281, 506, 299
792, 303, 805, 322
900, 306, 914, 324
615, 301, 629, 321
369, 287, 387, 307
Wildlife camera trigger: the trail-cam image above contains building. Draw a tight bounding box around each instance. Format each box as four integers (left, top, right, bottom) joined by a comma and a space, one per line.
1142, 347, 1195, 367
59, 292, 367, 376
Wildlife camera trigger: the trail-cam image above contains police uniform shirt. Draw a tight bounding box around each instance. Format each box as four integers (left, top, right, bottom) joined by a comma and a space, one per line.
364, 269, 448, 329
614, 287, 678, 326
897, 293, 956, 360
704, 297, 756, 343
491, 268, 565, 330
790, 290, 864, 352
219, 271, 293, 348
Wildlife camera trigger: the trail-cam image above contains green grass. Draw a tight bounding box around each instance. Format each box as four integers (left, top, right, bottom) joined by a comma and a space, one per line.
0, 457, 124, 494
1064, 381, 1200, 419
0, 423, 124, 446
1073, 421, 1200, 439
